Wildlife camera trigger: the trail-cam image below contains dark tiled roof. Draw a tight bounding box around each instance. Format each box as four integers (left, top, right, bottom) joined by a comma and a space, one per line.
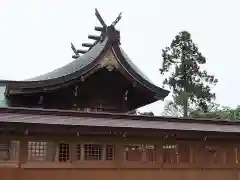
0, 38, 108, 89
0, 107, 240, 133
116, 46, 168, 98
28, 38, 108, 81
0, 112, 240, 133
0, 25, 169, 98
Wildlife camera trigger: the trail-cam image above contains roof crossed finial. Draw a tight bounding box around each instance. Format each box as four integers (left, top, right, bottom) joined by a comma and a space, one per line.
95, 8, 122, 27
71, 9, 122, 58
95, 8, 122, 42
111, 12, 122, 27
95, 8, 107, 27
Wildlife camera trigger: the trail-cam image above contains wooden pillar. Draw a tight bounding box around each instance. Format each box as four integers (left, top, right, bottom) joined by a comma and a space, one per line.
225, 145, 236, 165
55, 143, 59, 162
70, 142, 77, 162
193, 142, 204, 168
80, 144, 84, 160
116, 143, 124, 180
156, 144, 163, 166
189, 146, 194, 163
10, 140, 20, 161
142, 148, 147, 161
101, 144, 106, 160
19, 138, 28, 167
47, 142, 56, 161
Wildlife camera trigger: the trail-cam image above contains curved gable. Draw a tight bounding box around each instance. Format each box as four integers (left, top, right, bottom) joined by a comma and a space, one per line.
111, 44, 169, 99
0, 11, 169, 104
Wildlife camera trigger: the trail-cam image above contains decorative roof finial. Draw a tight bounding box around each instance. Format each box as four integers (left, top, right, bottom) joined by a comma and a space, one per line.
111, 12, 122, 27
71, 42, 80, 59
71, 42, 79, 55
95, 8, 107, 27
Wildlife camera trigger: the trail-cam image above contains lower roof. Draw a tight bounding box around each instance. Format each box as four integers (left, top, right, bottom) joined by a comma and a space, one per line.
0, 107, 240, 134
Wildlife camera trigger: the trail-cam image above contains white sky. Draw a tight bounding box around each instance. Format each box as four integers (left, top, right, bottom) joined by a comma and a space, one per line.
0, 0, 239, 115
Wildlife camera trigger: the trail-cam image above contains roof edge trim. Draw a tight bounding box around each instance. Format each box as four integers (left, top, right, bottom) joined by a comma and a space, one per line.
2, 40, 110, 90
111, 44, 169, 99
0, 106, 239, 126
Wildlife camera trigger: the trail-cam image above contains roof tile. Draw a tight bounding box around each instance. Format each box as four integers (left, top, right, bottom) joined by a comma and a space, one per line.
0, 112, 240, 133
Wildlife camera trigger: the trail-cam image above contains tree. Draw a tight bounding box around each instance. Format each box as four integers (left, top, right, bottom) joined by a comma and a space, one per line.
162, 100, 182, 117
162, 99, 201, 117
190, 105, 240, 120
160, 31, 218, 117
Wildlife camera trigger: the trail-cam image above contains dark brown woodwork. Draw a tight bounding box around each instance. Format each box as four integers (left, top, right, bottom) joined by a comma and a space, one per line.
5, 68, 149, 112
0, 134, 240, 180
0, 9, 238, 180
94, 26, 105, 32
72, 55, 80, 59
82, 43, 94, 48
76, 49, 87, 54
88, 35, 100, 40
95, 8, 107, 27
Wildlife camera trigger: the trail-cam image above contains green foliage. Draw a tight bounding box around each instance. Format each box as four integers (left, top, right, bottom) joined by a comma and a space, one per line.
160, 31, 218, 116
162, 100, 183, 117
162, 99, 200, 117
190, 105, 240, 120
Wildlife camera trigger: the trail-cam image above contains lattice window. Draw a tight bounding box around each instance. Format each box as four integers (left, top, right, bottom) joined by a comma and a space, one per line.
224, 146, 235, 164
76, 144, 81, 160
145, 144, 156, 161
106, 145, 115, 160
28, 141, 48, 161
162, 144, 178, 163
204, 146, 226, 164
124, 144, 143, 161
0, 141, 10, 161
84, 144, 102, 160
10, 140, 20, 161
58, 143, 69, 162
178, 144, 190, 163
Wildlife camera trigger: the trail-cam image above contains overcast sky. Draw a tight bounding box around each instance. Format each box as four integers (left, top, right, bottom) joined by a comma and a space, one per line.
0, 0, 239, 115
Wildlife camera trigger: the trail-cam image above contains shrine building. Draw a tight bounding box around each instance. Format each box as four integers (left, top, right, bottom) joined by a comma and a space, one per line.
0, 9, 239, 180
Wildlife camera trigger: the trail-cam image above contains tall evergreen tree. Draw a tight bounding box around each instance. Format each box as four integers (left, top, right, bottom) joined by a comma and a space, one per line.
160, 31, 218, 117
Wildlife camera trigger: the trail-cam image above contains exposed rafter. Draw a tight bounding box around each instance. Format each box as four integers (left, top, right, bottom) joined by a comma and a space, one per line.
111, 12, 122, 27
71, 43, 79, 56
76, 49, 88, 54
82, 43, 94, 48
88, 35, 101, 41
72, 55, 80, 59
94, 26, 105, 32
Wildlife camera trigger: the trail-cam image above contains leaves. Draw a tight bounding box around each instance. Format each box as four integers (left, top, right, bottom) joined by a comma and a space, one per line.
190, 105, 240, 120
161, 30, 218, 116
162, 100, 183, 117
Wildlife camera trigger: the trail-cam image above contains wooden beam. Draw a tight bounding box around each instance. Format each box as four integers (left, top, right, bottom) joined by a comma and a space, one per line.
88, 35, 100, 40
76, 49, 87, 54
95, 26, 105, 32
95, 8, 107, 27
71, 43, 79, 55
72, 55, 80, 59
82, 43, 93, 48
